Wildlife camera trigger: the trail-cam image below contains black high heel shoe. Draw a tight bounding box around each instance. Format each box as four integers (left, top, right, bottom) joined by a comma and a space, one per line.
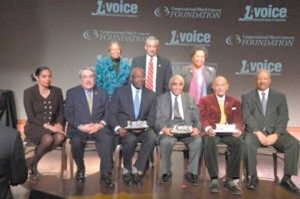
28, 166, 40, 181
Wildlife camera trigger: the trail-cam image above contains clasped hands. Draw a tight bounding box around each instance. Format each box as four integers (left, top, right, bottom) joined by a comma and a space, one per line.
255, 131, 278, 146
46, 123, 64, 134
79, 123, 105, 134
161, 127, 199, 137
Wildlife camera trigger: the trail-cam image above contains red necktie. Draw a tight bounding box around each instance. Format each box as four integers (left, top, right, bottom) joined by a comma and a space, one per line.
146, 57, 154, 91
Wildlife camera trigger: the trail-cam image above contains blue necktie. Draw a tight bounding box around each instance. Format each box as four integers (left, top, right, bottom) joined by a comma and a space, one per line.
134, 90, 140, 119
261, 92, 267, 116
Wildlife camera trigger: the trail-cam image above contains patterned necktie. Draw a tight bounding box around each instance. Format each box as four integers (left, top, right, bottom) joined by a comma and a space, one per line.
134, 89, 140, 119
219, 99, 227, 124
87, 91, 93, 114
261, 92, 267, 116
146, 57, 154, 91
173, 97, 182, 119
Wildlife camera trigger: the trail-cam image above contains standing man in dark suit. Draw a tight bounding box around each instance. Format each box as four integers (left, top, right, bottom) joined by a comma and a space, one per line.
242, 69, 300, 195
156, 75, 202, 186
199, 76, 244, 195
131, 36, 172, 95
0, 124, 27, 199
65, 67, 114, 188
109, 67, 157, 187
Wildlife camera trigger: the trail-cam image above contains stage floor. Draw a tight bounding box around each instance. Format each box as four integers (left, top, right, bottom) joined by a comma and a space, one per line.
13, 145, 300, 199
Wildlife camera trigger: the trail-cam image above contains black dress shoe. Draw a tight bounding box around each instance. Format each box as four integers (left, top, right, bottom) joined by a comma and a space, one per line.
280, 178, 300, 195
159, 173, 172, 184
247, 176, 259, 190
75, 169, 85, 182
224, 179, 242, 195
122, 173, 133, 186
132, 173, 142, 186
185, 172, 199, 186
100, 174, 115, 189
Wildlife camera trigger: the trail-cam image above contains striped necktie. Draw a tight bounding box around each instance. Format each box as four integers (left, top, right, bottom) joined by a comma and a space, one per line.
146, 57, 154, 91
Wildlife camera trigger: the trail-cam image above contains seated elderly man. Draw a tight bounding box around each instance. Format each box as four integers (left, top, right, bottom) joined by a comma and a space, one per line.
156, 75, 202, 186
199, 76, 244, 195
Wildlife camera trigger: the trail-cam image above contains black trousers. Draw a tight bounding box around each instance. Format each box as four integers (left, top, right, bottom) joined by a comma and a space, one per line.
203, 135, 244, 179
70, 127, 114, 175
245, 132, 299, 176
120, 129, 157, 173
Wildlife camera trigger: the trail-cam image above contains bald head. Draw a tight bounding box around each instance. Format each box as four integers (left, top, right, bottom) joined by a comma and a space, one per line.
130, 67, 145, 89
213, 76, 229, 97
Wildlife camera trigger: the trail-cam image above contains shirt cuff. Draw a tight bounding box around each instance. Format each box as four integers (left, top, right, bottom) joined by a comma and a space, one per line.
77, 124, 82, 130
205, 126, 212, 134
114, 126, 121, 134
100, 120, 106, 126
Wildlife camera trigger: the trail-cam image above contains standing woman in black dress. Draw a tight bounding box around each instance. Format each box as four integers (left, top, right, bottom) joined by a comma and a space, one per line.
24, 66, 65, 180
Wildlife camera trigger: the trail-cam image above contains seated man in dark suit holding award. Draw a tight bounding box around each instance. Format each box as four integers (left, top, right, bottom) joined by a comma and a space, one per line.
64, 67, 114, 188
242, 69, 300, 195
109, 67, 157, 186
199, 76, 244, 195
0, 124, 27, 199
156, 75, 202, 186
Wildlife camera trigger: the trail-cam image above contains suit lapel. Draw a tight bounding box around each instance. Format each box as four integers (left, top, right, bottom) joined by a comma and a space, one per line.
182, 93, 188, 120
92, 87, 100, 116
254, 90, 264, 116
127, 85, 135, 119
166, 92, 172, 120
265, 89, 274, 118
79, 87, 91, 115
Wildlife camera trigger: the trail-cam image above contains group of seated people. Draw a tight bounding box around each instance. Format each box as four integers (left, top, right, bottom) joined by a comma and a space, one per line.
20, 36, 299, 197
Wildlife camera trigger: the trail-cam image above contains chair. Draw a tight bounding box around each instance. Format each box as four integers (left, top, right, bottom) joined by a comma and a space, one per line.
24, 137, 67, 180
114, 143, 159, 185
156, 141, 204, 184
200, 143, 244, 184
69, 140, 97, 179
244, 146, 283, 184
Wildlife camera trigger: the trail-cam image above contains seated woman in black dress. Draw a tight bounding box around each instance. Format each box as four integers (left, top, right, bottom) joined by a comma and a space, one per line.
24, 66, 65, 180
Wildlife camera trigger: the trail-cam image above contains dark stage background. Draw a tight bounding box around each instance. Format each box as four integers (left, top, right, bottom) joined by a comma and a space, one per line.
0, 0, 299, 126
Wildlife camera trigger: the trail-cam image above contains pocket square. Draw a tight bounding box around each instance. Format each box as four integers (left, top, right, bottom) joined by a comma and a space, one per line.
232, 107, 237, 110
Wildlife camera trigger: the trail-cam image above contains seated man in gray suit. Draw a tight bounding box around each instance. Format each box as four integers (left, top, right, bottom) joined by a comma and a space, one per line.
156, 75, 202, 186
242, 69, 300, 195
65, 67, 114, 188
109, 67, 157, 187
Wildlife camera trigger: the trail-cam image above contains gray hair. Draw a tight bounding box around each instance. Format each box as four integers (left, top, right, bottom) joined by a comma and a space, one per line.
169, 75, 185, 87
79, 66, 95, 78
145, 36, 159, 46
108, 40, 122, 52
256, 69, 271, 79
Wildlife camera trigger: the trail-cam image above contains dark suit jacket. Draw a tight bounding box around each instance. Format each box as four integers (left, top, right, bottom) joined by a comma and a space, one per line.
199, 94, 244, 132
241, 89, 288, 135
131, 55, 172, 95
155, 92, 201, 132
0, 124, 27, 199
109, 84, 157, 130
64, 85, 109, 138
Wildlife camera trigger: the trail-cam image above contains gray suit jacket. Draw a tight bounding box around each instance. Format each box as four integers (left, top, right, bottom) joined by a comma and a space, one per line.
172, 64, 216, 94
155, 92, 201, 133
64, 85, 109, 138
131, 55, 172, 95
241, 89, 289, 135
